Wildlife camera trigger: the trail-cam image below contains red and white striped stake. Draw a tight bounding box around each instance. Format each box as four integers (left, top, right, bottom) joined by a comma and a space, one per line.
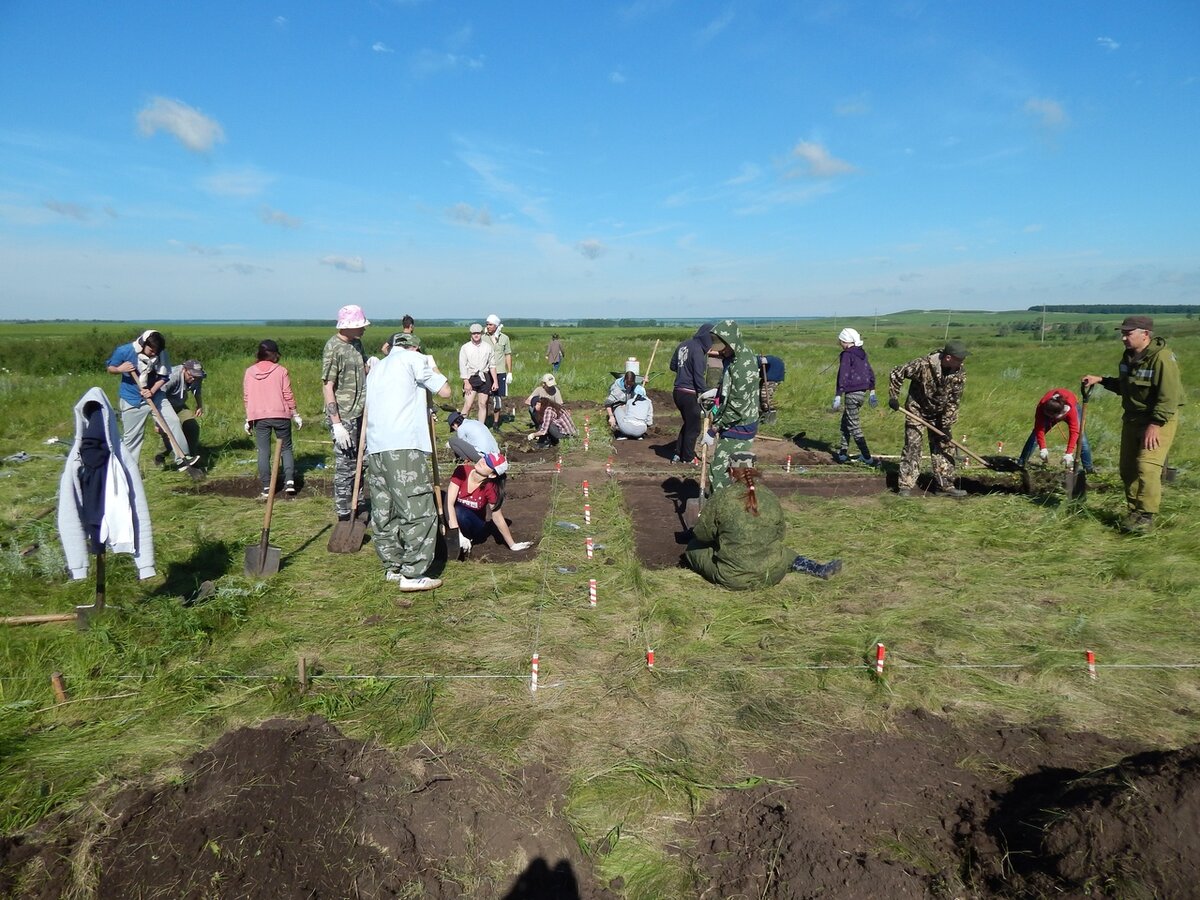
1086, 649, 1097, 680
997, 440, 1004, 454
530, 653, 539, 693
583, 435, 590, 451
556, 456, 562, 473
605, 457, 612, 475
588, 578, 597, 607
585, 536, 594, 559
584, 415, 590, 426
785, 454, 792, 473
584, 503, 591, 525
874, 643, 887, 675
646, 648, 655, 669
582, 480, 589, 498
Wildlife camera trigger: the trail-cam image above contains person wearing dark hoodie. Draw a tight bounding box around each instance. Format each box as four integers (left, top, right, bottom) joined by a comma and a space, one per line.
701, 320, 760, 493
831, 327, 878, 465
669, 323, 713, 464
244, 340, 302, 499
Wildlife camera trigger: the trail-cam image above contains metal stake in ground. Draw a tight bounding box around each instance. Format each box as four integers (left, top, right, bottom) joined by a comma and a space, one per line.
148, 401, 205, 481
244, 434, 284, 577
328, 408, 369, 553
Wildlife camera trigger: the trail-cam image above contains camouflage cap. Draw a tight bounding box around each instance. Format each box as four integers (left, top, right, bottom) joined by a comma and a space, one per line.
391, 332, 420, 349
942, 339, 969, 359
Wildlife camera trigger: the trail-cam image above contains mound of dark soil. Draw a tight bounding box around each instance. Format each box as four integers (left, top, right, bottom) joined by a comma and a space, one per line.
1, 717, 616, 899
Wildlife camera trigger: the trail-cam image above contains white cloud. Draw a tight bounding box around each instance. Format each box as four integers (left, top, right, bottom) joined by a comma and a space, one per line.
609, 68, 627, 84
1023, 223, 1044, 233
273, 16, 287, 27
258, 205, 303, 228
576, 238, 606, 260
320, 255, 366, 273
1024, 97, 1069, 131
186, 243, 221, 256
136, 96, 226, 154
372, 41, 394, 53
457, 144, 549, 225
447, 202, 492, 226
725, 163, 761, 186
44, 200, 89, 221
223, 262, 272, 275
1096, 36, 1120, 51
835, 94, 871, 117
787, 141, 857, 178
201, 167, 274, 197
695, 9, 734, 47
411, 50, 484, 75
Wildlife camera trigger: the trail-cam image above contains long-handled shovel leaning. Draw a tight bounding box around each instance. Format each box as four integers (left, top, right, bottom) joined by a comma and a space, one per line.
245, 434, 283, 577
682, 411, 711, 530
327, 411, 369, 553
148, 401, 205, 481
426, 391, 453, 559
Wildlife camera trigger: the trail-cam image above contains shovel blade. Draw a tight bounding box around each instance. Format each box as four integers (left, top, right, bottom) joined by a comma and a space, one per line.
327, 518, 367, 553
682, 497, 702, 530
244, 544, 282, 577
183, 464, 206, 482
1068, 469, 1087, 502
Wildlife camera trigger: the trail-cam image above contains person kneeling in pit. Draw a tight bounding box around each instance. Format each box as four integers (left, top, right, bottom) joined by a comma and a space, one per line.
446, 452, 532, 558
686, 452, 841, 590
527, 396, 577, 448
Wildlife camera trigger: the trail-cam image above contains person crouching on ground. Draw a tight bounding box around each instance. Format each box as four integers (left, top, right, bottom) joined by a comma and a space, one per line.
685, 452, 841, 589
243, 340, 302, 499
446, 453, 532, 558
527, 396, 577, 448
612, 383, 653, 439
831, 328, 878, 465
525, 374, 566, 427
1017, 388, 1094, 473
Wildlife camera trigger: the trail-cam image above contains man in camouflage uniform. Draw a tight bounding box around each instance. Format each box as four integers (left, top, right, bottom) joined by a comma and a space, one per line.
888, 339, 968, 497
365, 331, 452, 592
322, 305, 370, 522
1083, 315, 1185, 534
703, 320, 760, 493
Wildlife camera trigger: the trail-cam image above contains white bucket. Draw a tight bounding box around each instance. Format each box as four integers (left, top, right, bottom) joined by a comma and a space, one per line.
624, 357, 640, 375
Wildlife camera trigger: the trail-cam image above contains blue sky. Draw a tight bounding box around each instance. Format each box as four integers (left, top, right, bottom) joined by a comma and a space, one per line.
1, 1, 1197, 321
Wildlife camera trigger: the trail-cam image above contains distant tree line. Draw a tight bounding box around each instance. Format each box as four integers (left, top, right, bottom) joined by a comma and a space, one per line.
997, 321, 1109, 339
1029, 305, 1200, 314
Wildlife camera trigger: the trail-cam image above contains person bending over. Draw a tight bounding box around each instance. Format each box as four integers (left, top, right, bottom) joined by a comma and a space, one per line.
445, 453, 532, 558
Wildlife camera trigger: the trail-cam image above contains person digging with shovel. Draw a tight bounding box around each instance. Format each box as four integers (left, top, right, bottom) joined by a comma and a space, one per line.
105, 330, 198, 470
888, 339, 969, 498
685, 451, 841, 589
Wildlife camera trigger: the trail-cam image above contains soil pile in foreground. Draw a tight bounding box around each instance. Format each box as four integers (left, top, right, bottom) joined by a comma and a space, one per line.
0, 716, 616, 899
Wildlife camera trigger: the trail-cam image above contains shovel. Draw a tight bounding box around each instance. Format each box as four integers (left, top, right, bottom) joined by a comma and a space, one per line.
426, 391, 452, 557
682, 412, 711, 529
148, 401, 205, 480
327, 411, 369, 553
1065, 381, 1092, 502
244, 434, 283, 577
897, 407, 996, 469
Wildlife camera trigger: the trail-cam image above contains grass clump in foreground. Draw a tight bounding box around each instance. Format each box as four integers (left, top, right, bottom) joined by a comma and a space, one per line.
0, 314, 1198, 897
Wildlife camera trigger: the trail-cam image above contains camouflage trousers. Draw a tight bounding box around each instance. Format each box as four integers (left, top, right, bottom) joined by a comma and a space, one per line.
898, 418, 956, 491
837, 391, 867, 451
760, 380, 778, 412
707, 435, 754, 494
366, 448, 437, 577
331, 416, 366, 518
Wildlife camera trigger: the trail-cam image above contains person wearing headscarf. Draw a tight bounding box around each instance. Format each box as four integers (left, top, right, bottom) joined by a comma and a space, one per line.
831, 327, 878, 465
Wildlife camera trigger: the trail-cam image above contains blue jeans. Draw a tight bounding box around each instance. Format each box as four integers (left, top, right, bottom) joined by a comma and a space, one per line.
1018, 430, 1092, 469
455, 505, 490, 542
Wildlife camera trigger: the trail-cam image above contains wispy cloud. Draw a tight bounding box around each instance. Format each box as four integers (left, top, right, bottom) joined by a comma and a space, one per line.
44, 199, 89, 221
1024, 96, 1069, 131
1023, 223, 1044, 233
733, 181, 836, 215
834, 93, 871, 117
446, 202, 492, 226
201, 167, 274, 197
372, 41, 394, 53
320, 255, 365, 273
695, 8, 734, 47
258, 205, 302, 228
136, 96, 225, 153
273, 16, 287, 28
724, 163, 761, 186
576, 238, 606, 260
456, 142, 549, 225
168, 240, 222, 256
223, 262, 272, 275
617, 0, 675, 24
787, 141, 857, 178
609, 68, 627, 84
1096, 36, 1119, 51
411, 25, 483, 75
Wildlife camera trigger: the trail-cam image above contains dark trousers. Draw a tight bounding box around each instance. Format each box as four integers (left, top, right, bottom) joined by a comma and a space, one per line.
673, 389, 702, 462
254, 418, 295, 488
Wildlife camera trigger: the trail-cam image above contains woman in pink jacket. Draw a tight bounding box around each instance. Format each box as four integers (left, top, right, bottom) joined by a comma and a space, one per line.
243, 340, 302, 498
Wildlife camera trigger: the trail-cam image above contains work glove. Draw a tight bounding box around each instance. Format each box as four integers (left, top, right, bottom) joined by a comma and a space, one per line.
702, 429, 716, 448
869, 390, 878, 408
292, 414, 303, 430
366, 355, 379, 369
244, 420, 252, 435
458, 533, 473, 554
506, 374, 514, 388
1062, 452, 1074, 467
1039, 448, 1049, 463
888, 397, 900, 411
332, 422, 353, 451
526, 433, 537, 442
831, 395, 842, 411
510, 541, 533, 552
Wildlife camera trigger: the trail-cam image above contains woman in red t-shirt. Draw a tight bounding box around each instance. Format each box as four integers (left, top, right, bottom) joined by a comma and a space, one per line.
446, 453, 532, 557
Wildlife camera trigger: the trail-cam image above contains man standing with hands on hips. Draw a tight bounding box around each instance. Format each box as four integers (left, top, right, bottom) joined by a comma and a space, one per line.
1083, 315, 1184, 534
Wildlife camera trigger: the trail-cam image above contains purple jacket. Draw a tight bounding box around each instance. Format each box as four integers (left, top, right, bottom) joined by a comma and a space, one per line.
836, 346, 875, 394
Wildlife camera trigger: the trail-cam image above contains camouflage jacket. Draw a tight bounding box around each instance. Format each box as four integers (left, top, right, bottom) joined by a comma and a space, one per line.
889, 351, 965, 430
710, 320, 759, 438
691, 480, 794, 589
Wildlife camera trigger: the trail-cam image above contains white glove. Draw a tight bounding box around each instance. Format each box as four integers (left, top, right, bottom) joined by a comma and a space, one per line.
831, 395, 842, 411
702, 430, 715, 447
332, 422, 353, 451
1063, 452, 1074, 467
506, 374, 514, 388
292, 414, 303, 430
244, 420, 252, 435
366, 355, 380, 369
526, 433, 537, 442
458, 533, 473, 553
510, 541, 532, 552
1038, 448, 1049, 462
699, 388, 719, 402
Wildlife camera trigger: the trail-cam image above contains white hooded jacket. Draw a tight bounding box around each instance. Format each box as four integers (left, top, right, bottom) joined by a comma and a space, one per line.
57, 387, 156, 580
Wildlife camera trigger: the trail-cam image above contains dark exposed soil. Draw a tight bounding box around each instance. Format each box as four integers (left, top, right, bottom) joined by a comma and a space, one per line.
0, 716, 619, 900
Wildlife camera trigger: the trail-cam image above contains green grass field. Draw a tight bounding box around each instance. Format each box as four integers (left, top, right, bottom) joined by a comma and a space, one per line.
1, 312, 1198, 896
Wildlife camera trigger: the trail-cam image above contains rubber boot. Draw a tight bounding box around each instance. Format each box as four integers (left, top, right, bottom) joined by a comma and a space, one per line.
792, 556, 843, 579
854, 437, 877, 467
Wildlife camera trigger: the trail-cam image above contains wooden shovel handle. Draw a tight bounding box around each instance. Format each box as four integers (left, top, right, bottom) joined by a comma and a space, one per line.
261, 430, 283, 536
347, 409, 368, 514
897, 407, 992, 468
147, 400, 186, 459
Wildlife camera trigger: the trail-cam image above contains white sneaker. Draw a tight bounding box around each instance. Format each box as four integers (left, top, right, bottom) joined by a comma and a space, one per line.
284, 480, 296, 495
398, 575, 442, 592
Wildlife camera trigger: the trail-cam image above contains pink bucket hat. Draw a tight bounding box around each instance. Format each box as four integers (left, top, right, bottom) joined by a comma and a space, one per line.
335, 305, 370, 329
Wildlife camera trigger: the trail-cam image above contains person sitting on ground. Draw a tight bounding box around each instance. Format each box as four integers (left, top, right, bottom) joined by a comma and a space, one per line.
831, 328, 878, 465
243, 340, 302, 498
605, 368, 653, 439
1017, 388, 1094, 473
446, 453, 532, 558
527, 396, 577, 448
525, 374, 566, 427
685, 452, 842, 589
